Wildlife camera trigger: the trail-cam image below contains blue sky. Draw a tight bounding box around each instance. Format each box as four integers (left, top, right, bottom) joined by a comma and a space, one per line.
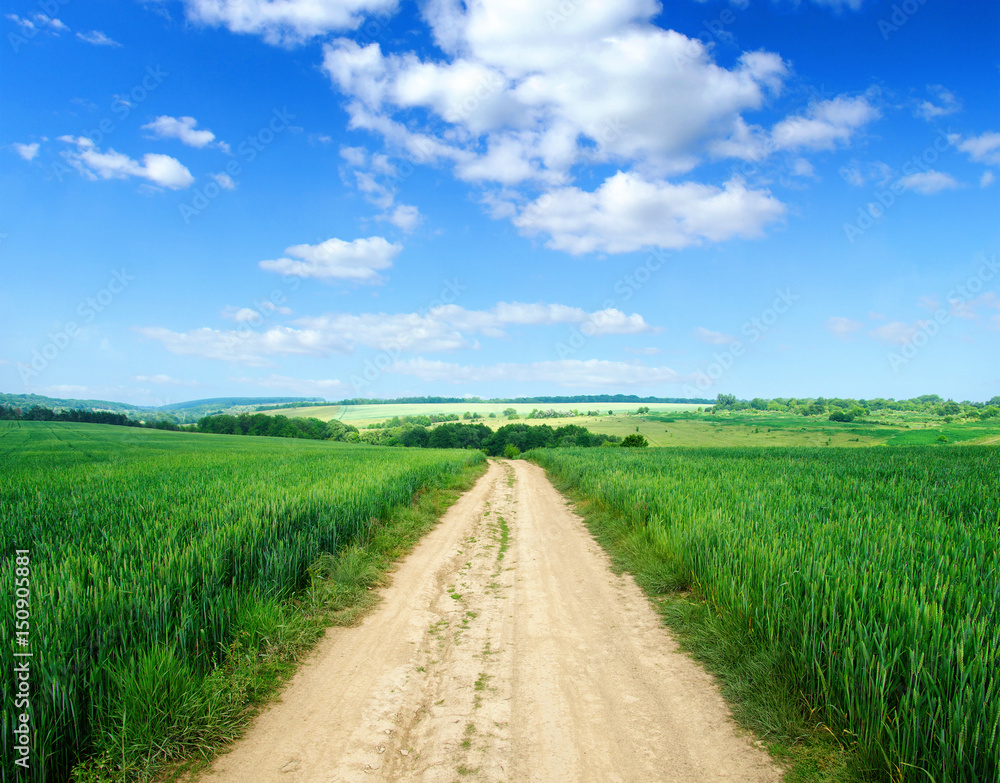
1, 0, 998, 406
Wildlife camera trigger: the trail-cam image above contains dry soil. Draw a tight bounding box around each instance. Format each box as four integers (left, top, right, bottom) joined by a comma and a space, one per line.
198, 460, 782, 783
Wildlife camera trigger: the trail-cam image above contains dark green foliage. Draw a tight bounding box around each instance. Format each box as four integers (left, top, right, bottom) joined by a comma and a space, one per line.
195, 413, 358, 441
620, 433, 649, 447
359, 421, 618, 454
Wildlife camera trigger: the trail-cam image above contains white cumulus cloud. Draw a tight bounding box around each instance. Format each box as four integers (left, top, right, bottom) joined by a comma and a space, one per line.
59, 136, 194, 189
258, 236, 402, 282
915, 84, 961, 121
514, 172, 785, 255
142, 115, 218, 148
385, 204, 421, 232
771, 95, 879, 151
183, 0, 398, 45
950, 131, 1000, 167
12, 142, 40, 161
897, 170, 960, 195
139, 300, 654, 365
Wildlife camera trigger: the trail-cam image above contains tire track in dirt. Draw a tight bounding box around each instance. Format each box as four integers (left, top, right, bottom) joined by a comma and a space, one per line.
198, 459, 781, 783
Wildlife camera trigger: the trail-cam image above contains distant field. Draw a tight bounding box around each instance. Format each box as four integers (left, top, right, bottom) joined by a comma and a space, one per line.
503, 412, 895, 447
259, 403, 1000, 448
260, 401, 704, 424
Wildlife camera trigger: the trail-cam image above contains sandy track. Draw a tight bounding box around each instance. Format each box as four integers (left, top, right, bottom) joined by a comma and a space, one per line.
199, 460, 781, 783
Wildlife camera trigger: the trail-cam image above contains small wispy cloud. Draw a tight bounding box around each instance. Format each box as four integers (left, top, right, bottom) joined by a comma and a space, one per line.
76, 30, 121, 47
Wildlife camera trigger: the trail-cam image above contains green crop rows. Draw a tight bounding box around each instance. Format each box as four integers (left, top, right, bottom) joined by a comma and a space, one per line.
0, 421, 484, 781
528, 445, 999, 782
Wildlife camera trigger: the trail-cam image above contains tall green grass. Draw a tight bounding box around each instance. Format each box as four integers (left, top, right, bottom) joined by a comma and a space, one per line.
528, 446, 999, 782
0, 422, 484, 781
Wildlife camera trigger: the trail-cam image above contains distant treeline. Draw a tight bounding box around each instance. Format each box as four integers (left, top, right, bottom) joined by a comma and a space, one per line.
196, 413, 358, 441
711, 393, 1000, 419
360, 421, 620, 454
0, 404, 184, 429
1, 404, 622, 455
0, 393, 142, 414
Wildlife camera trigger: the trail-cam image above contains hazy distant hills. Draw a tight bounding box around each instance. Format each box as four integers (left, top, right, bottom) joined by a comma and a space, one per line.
1, 392, 713, 423
0, 393, 323, 422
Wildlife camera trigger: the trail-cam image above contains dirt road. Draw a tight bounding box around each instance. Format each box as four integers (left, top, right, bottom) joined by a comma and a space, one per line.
200, 460, 781, 783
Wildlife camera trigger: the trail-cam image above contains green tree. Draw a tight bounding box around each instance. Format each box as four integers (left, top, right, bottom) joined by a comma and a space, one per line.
715, 393, 737, 409
621, 434, 649, 447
